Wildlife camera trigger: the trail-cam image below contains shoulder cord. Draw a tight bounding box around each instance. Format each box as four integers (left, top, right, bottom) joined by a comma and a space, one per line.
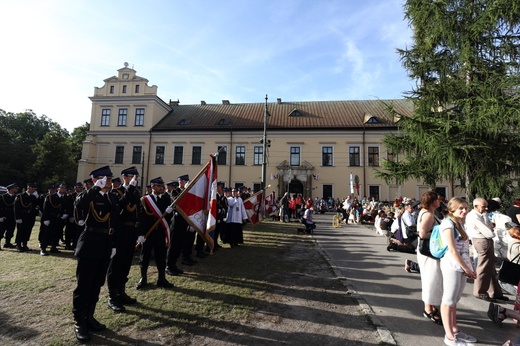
125, 204, 137, 213
89, 201, 110, 223
48, 195, 61, 209
18, 194, 32, 209
2, 194, 15, 207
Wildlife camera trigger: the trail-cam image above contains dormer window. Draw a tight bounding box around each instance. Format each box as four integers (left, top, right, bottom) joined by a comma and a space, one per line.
288, 109, 302, 117
363, 113, 378, 124
110, 86, 114, 94
217, 118, 230, 125
179, 119, 189, 125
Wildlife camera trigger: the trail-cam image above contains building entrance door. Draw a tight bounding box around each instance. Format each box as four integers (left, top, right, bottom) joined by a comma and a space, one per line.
288, 180, 303, 196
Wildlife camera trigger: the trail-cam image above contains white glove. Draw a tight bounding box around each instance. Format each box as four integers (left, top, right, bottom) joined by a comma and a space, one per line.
137, 235, 146, 244
165, 206, 173, 214
130, 175, 138, 186
69, 217, 75, 223
32, 191, 39, 198
61, 214, 69, 220
110, 248, 116, 258
43, 220, 50, 226
77, 220, 85, 226
94, 176, 107, 188
0, 217, 4, 223
15, 219, 22, 224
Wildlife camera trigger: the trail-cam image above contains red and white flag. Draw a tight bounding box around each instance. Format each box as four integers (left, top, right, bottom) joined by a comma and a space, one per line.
205, 155, 218, 235
265, 191, 276, 216
244, 190, 264, 225
175, 155, 217, 249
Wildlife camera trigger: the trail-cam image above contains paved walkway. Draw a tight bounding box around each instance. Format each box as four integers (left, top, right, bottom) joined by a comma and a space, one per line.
309, 212, 519, 346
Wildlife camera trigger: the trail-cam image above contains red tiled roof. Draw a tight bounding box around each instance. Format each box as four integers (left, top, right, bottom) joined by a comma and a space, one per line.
153, 99, 413, 131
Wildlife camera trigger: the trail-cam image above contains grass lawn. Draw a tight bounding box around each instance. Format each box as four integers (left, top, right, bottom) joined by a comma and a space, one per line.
1, 219, 345, 345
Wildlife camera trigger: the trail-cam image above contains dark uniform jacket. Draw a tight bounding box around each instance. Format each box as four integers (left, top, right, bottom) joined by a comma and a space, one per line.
14, 192, 39, 221
0, 193, 16, 221
111, 185, 140, 243
42, 193, 68, 224
139, 193, 173, 240
74, 187, 120, 259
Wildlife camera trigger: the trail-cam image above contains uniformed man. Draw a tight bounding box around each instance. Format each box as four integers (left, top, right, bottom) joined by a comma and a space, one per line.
136, 177, 174, 289
0, 183, 19, 249
38, 184, 56, 247
213, 182, 228, 250
64, 183, 83, 250
41, 183, 69, 255
14, 183, 39, 252
165, 174, 193, 276
165, 180, 177, 196
72, 166, 120, 342
106, 167, 140, 312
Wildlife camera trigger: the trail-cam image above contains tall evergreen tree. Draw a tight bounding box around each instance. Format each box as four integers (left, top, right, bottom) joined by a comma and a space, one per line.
377, 0, 520, 201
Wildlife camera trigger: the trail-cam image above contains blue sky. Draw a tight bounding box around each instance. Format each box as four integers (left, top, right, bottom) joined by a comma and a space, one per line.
0, 0, 413, 132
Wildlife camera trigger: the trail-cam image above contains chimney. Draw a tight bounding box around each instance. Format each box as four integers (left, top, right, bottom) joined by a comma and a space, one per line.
222, 100, 230, 105
277, 98, 282, 104
201, 100, 206, 105
170, 99, 180, 106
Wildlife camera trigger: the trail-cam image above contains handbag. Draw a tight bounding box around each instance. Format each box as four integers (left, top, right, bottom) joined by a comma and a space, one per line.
418, 237, 436, 259
498, 253, 520, 286
405, 225, 417, 238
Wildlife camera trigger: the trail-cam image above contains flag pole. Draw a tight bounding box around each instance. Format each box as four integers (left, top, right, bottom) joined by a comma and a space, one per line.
135, 159, 213, 250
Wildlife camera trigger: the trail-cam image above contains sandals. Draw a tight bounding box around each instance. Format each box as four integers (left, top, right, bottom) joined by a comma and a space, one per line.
423, 307, 443, 325
487, 302, 506, 326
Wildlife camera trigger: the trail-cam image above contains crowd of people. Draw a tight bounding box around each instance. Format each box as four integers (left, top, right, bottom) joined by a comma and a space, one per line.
0, 165, 254, 342
364, 191, 520, 346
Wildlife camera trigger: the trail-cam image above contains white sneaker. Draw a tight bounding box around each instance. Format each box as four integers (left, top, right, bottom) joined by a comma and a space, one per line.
455, 331, 477, 343
444, 336, 467, 346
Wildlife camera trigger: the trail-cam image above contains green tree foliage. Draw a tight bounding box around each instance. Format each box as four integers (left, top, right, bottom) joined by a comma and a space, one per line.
68, 122, 89, 163
377, 0, 520, 201
33, 123, 77, 188
0, 109, 90, 189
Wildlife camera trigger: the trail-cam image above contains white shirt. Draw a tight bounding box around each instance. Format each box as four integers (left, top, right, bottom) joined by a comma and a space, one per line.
465, 209, 495, 239
400, 211, 415, 239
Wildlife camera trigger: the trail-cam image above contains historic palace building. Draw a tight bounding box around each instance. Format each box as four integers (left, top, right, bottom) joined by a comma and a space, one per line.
77, 64, 458, 201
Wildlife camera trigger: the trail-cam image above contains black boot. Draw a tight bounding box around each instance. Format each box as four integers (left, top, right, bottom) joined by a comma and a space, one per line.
3, 239, 15, 248
119, 288, 137, 305
136, 267, 147, 290
86, 305, 106, 332
156, 273, 174, 288
73, 312, 90, 343
107, 290, 126, 312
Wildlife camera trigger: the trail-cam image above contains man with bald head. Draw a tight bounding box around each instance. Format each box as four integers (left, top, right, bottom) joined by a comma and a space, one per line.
466, 197, 508, 302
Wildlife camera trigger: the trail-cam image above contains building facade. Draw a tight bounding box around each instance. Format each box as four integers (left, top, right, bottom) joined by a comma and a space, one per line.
78, 64, 459, 201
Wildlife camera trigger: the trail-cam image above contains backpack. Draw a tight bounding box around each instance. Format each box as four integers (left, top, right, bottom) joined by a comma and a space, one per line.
429, 217, 457, 258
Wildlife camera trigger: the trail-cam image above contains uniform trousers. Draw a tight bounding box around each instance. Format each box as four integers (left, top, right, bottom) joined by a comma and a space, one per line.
182, 230, 196, 258
107, 224, 136, 294
73, 256, 110, 319
167, 226, 186, 268
0, 219, 16, 242
15, 217, 36, 246
139, 228, 167, 272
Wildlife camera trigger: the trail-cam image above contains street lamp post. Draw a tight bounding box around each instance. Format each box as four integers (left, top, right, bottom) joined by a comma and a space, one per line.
261, 94, 269, 190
